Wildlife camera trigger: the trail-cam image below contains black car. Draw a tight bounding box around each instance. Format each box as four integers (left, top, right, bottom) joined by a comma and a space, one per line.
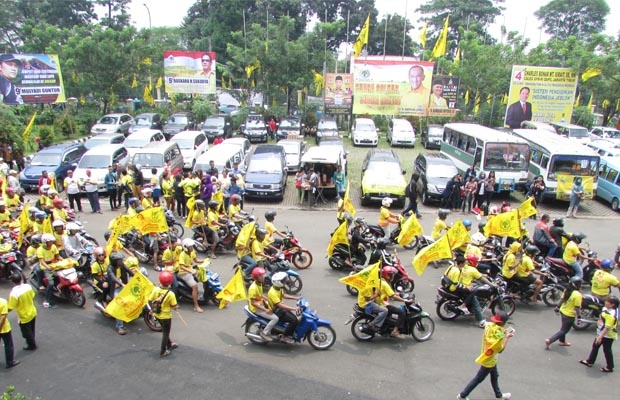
414, 153, 459, 205
276, 116, 303, 140
202, 114, 233, 142
164, 112, 196, 138
244, 144, 287, 200
129, 113, 164, 136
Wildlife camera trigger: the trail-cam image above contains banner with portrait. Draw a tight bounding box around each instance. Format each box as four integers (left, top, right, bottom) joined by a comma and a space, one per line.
0, 53, 66, 105
163, 51, 217, 95
428, 75, 459, 117
324, 73, 353, 114
351, 58, 434, 116
556, 174, 594, 201
504, 65, 578, 128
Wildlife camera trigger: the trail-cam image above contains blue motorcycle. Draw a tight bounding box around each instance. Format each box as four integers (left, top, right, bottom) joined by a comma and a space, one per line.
237, 252, 303, 295
243, 297, 336, 350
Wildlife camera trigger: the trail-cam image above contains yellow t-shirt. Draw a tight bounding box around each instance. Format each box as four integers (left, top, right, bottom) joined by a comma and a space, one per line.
161, 178, 173, 198
251, 240, 266, 261
0, 297, 11, 334
191, 209, 206, 227
90, 260, 108, 283
207, 209, 220, 231
264, 221, 277, 245
0, 209, 11, 225
460, 265, 482, 287
177, 250, 196, 273
563, 241, 581, 264
53, 231, 64, 250
432, 218, 447, 240
162, 247, 182, 272
516, 255, 534, 278
443, 265, 461, 292
600, 308, 619, 340
52, 208, 68, 222
465, 244, 482, 259
8, 283, 37, 324
378, 206, 391, 227
37, 244, 59, 264
142, 197, 154, 209
127, 207, 137, 217
5, 195, 21, 211
26, 246, 38, 259
228, 203, 241, 220
560, 290, 583, 318
591, 270, 620, 297
247, 281, 265, 313
267, 286, 284, 310
181, 178, 197, 198
357, 281, 380, 308
502, 253, 518, 279
475, 322, 506, 368
375, 279, 395, 307
149, 286, 177, 320
33, 221, 45, 234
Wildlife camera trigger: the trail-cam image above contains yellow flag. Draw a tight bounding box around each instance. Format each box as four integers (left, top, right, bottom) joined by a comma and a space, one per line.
430, 15, 449, 61
353, 14, 370, 58
581, 67, 602, 82
312, 70, 324, 96
131, 74, 138, 88
343, 182, 356, 216
18, 203, 30, 248
221, 78, 227, 89
212, 190, 224, 212
216, 268, 248, 309
142, 57, 152, 66
143, 82, 154, 106
42, 216, 53, 234
602, 99, 610, 109
587, 92, 593, 109
104, 271, 155, 323
135, 206, 168, 234
327, 221, 349, 257
419, 22, 428, 48
485, 210, 521, 238
155, 76, 163, 88
396, 214, 423, 247
49, 172, 57, 192
464, 89, 470, 105
22, 112, 37, 143
502, 93, 508, 105
518, 196, 537, 220
446, 220, 471, 249
453, 46, 460, 66
574, 92, 581, 107
412, 235, 452, 276
235, 221, 256, 250
486, 93, 492, 105
474, 91, 480, 115
475, 323, 506, 365
184, 196, 196, 228
338, 261, 381, 291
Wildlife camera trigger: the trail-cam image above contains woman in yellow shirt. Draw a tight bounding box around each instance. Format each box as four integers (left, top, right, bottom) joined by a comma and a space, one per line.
580, 295, 619, 372
546, 276, 583, 349
431, 209, 449, 240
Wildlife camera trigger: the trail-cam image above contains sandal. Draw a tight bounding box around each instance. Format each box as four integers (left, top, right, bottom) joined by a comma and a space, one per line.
559, 341, 571, 346
545, 339, 551, 350
600, 367, 613, 373
579, 360, 592, 367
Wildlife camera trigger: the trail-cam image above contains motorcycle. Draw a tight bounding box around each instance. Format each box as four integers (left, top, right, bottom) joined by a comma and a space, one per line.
192, 221, 235, 253
120, 230, 169, 264
435, 279, 516, 321
280, 228, 313, 270
572, 294, 605, 330
93, 298, 162, 332
175, 260, 223, 306
237, 252, 303, 295
328, 242, 369, 271
243, 297, 336, 350
0, 240, 26, 281
30, 263, 86, 307
345, 293, 435, 342
502, 266, 563, 307
362, 217, 416, 250
165, 208, 185, 238
66, 209, 99, 246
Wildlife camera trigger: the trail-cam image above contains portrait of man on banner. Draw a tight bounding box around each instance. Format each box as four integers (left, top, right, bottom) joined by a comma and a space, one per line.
400, 64, 432, 115
0, 54, 23, 105
505, 86, 532, 129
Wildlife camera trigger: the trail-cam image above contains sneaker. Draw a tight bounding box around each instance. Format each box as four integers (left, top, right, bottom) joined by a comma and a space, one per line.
160, 350, 171, 358
42, 301, 51, 308
169, 343, 179, 350
497, 393, 511, 399
478, 320, 487, 328
457, 394, 469, 400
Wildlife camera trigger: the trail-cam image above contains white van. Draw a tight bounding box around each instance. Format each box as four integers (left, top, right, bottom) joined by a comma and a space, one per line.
300, 146, 345, 198
170, 130, 209, 169
131, 141, 183, 181
73, 144, 130, 192
194, 143, 246, 174
388, 118, 415, 147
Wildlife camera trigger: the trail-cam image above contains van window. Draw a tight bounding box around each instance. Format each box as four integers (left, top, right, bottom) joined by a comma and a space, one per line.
63, 148, 82, 163
540, 154, 549, 169
599, 164, 608, 178
195, 135, 206, 147
608, 168, 619, 185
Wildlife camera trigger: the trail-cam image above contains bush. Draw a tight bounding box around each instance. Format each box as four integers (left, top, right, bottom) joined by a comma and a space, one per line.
73, 106, 101, 136
36, 125, 55, 147
191, 98, 216, 123
1, 385, 40, 400
53, 113, 78, 137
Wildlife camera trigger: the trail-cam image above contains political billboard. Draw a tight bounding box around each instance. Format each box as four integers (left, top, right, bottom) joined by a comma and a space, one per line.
352, 58, 434, 116
428, 75, 460, 117
324, 73, 353, 114
504, 65, 578, 129
163, 51, 217, 95
0, 53, 66, 105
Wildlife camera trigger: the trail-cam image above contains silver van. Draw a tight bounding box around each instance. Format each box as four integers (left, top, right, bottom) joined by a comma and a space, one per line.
194, 143, 246, 175
423, 124, 444, 149
131, 141, 183, 181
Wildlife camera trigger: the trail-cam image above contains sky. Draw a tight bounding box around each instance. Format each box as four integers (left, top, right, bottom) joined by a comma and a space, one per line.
128, 0, 620, 47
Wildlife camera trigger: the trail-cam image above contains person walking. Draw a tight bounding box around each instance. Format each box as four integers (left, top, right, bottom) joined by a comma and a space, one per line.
457, 311, 514, 400
0, 295, 19, 368
545, 276, 583, 350
83, 169, 102, 214
579, 295, 619, 373
402, 172, 421, 218
150, 271, 179, 358
462, 176, 478, 214
7, 274, 37, 351
104, 165, 118, 210
485, 171, 496, 208
566, 177, 584, 218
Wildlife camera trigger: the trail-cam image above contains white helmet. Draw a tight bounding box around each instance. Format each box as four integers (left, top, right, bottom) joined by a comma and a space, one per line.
142, 187, 152, 195
271, 272, 289, 289
382, 197, 393, 207
42, 233, 55, 243
52, 219, 64, 228
40, 184, 50, 192
470, 232, 487, 246
47, 189, 58, 196
182, 238, 195, 251
66, 222, 80, 231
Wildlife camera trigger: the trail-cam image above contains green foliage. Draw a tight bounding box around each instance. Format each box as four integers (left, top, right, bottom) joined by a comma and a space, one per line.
191, 99, 216, 123
571, 106, 595, 128
369, 14, 415, 57
53, 112, 78, 137
0, 106, 25, 151
1, 385, 39, 400
534, 0, 610, 42
372, 115, 389, 133
36, 125, 55, 147
72, 106, 101, 136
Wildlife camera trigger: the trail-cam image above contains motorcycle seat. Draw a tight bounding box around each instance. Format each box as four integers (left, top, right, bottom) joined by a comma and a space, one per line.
546, 257, 569, 268
437, 287, 461, 300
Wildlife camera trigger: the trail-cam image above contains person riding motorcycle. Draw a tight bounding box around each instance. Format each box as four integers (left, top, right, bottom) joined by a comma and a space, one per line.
177, 238, 204, 313
36, 184, 52, 212
32, 211, 47, 234
91, 247, 110, 305
432, 209, 449, 240
191, 199, 210, 246
350, 216, 372, 266
51, 197, 68, 223
127, 197, 140, 216
563, 233, 594, 279
161, 237, 181, 290
0, 201, 11, 227
379, 266, 414, 336
549, 218, 571, 257
267, 271, 300, 343
26, 234, 42, 269
62, 222, 90, 261
512, 245, 545, 303
248, 228, 275, 276
37, 233, 63, 308
502, 242, 522, 283
264, 210, 287, 249
4, 187, 23, 215
228, 194, 247, 223
107, 252, 136, 335
591, 259, 620, 303
466, 234, 497, 276
248, 266, 278, 342
357, 269, 389, 332
52, 219, 66, 256
141, 187, 155, 209
378, 197, 399, 236
460, 254, 494, 328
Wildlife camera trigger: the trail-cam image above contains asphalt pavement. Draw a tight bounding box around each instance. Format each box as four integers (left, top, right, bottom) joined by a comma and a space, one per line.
1, 206, 618, 400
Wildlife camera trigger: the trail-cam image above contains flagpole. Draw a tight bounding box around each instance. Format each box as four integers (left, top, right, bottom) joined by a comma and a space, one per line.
383, 15, 389, 59
402, 0, 408, 58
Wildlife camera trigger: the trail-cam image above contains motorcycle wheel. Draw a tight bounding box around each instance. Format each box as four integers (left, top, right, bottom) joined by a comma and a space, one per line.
283, 275, 303, 295
436, 299, 459, 321
143, 308, 163, 332
572, 308, 594, 330
169, 223, 185, 238
411, 316, 435, 342
350, 315, 375, 341
70, 290, 86, 307
307, 325, 336, 350
328, 257, 342, 270
491, 296, 516, 316
132, 249, 150, 264
292, 250, 313, 270
193, 240, 208, 254
542, 286, 563, 307
346, 283, 358, 296
394, 278, 414, 294
244, 320, 267, 345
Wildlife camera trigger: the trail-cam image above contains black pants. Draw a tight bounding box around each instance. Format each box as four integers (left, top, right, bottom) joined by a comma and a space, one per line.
402, 197, 420, 216
68, 193, 82, 212
116, 188, 123, 209
586, 337, 614, 370
123, 192, 131, 210
19, 318, 36, 349
1, 331, 14, 366
108, 188, 118, 209
460, 365, 502, 398
158, 318, 172, 354
548, 314, 574, 344
275, 308, 298, 336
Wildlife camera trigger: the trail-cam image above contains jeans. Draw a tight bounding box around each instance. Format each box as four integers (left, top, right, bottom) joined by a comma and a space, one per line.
19, 318, 36, 349
255, 310, 279, 335
365, 302, 388, 328
67, 192, 82, 212
108, 188, 118, 209
460, 365, 503, 399
1, 331, 15, 365
586, 337, 614, 370
86, 191, 101, 212
158, 318, 172, 354
548, 313, 574, 344
402, 198, 420, 217
241, 255, 258, 276
113, 288, 124, 330
567, 261, 583, 278
548, 243, 558, 258
463, 287, 484, 323
387, 304, 406, 333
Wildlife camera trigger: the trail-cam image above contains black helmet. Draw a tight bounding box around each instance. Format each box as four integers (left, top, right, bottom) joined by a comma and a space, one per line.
570, 276, 583, 290
109, 252, 124, 266
208, 200, 219, 209
571, 232, 586, 244
265, 210, 277, 222
454, 254, 466, 265
376, 237, 390, 249
104, 230, 112, 242
30, 234, 42, 246
607, 295, 620, 308
478, 222, 486, 231
354, 216, 365, 225
438, 209, 449, 219
525, 245, 540, 256
255, 228, 267, 241
552, 217, 564, 227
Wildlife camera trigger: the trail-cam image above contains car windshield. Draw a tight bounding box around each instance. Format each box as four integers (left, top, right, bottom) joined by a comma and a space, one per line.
135, 117, 151, 126
170, 116, 188, 124
124, 137, 150, 148
172, 139, 194, 149
204, 118, 224, 129
132, 153, 164, 167
30, 154, 61, 166
98, 116, 118, 125
427, 164, 458, 179
279, 143, 299, 154
367, 161, 401, 174
84, 138, 109, 149
78, 155, 110, 169
569, 128, 589, 138
247, 159, 282, 174
318, 120, 337, 130
280, 119, 299, 128
428, 127, 443, 137
356, 123, 375, 132
484, 143, 530, 171
548, 155, 599, 179
604, 129, 620, 139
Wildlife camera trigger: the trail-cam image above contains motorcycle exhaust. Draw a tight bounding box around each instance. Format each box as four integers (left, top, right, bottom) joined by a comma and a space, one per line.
94, 301, 106, 313
344, 315, 354, 325
245, 332, 266, 342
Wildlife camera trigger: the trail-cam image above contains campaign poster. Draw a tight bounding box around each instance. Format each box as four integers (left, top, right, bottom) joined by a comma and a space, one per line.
163, 51, 217, 95
324, 73, 353, 114
0, 53, 66, 105
352, 59, 434, 116
428, 75, 460, 117
504, 65, 578, 128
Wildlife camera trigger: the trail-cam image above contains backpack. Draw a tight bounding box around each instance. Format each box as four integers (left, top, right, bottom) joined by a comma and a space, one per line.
149, 290, 169, 314
405, 182, 412, 197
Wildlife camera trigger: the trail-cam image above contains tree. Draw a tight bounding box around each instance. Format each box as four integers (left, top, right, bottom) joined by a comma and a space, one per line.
368, 14, 415, 56
96, 0, 132, 30
534, 0, 610, 42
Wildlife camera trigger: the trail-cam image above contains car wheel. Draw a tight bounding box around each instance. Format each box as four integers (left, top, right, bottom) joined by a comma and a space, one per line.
422, 190, 430, 205
361, 193, 370, 206
612, 197, 619, 211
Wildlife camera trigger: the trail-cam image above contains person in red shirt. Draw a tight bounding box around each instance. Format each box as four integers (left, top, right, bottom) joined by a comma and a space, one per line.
268, 118, 277, 140
38, 171, 53, 195
213, 136, 224, 145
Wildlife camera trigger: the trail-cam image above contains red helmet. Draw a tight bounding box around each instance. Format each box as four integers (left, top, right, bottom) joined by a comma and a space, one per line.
5, 187, 14, 195
159, 271, 174, 287
53, 198, 64, 208
251, 267, 266, 280
466, 254, 480, 267
381, 266, 398, 281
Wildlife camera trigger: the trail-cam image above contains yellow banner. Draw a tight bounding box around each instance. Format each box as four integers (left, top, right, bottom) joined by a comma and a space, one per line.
338, 261, 381, 291
184, 196, 195, 228
18, 203, 30, 248
216, 268, 247, 309
485, 210, 521, 238
104, 271, 155, 323
518, 196, 538, 220
343, 183, 356, 216
412, 235, 452, 276
556, 174, 594, 201
396, 214, 423, 246
446, 220, 471, 249
134, 206, 168, 233
49, 258, 78, 271
235, 221, 255, 250
327, 221, 349, 257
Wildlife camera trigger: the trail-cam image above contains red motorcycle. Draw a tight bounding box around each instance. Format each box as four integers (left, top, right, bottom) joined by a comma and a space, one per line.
280, 229, 313, 270
31, 263, 86, 308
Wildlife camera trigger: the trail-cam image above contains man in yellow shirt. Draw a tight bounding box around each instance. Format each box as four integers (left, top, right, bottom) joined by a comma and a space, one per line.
37, 233, 62, 308
379, 266, 413, 336
563, 233, 592, 279
8, 273, 38, 351
51, 197, 68, 223
431, 209, 449, 240
126, 197, 140, 216
0, 201, 12, 227
177, 238, 204, 313
591, 259, 620, 302
457, 311, 514, 400
1, 295, 20, 368
206, 200, 225, 259
513, 245, 544, 302
90, 247, 110, 305
501, 242, 521, 282
149, 271, 179, 357
461, 254, 494, 328
546, 276, 583, 349
247, 266, 277, 342
400, 65, 430, 114
378, 197, 398, 236
267, 272, 299, 343
264, 210, 287, 248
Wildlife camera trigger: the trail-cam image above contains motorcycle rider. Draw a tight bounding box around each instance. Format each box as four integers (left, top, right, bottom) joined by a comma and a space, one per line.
533, 214, 557, 257
26, 234, 42, 270
378, 197, 399, 236
5, 187, 22, 216
32, 211, 47, 234
461, 254, 494, 328
177, 238, 204, 313
63, 222, 91, 262
91, 247, 110, 305
563, 233, 594, 279
264, 210, 287, 249
0, 201, 11, 227
549, 218, 571, 257
350, 217, 372, 266
206, 200, 226, 259
227, 194, 246, 223
107, 252, 135, 335
249, 228, 274, 276
501, 242, 522, 283
36, 185, 51, 213
248, 266, 277, 342
267, 271, 299, 343
52, 219, 66, 257
512, 245, 545, 303
51, 198, 67, 223
191, 199, 209, 246
162, 237, 181, 290
466, 234, 497, 277
432, 209, 449, 240
357, 272, 389, 333
591, 259, 620, 303
126, 197, 140, 216
379, 266, 414, 336
141, 187, 155, 209
37, 233, 62, 308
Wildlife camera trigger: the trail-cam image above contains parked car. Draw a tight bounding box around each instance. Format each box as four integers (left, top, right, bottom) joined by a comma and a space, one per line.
316, 117, 339, 144
586, 139, 620, 157
19, 143, 88, 192
202, 114, 233, 142
244, 118, 269, 143
123, 129, 166, 157
422, 124, 444, 149
244, 145, 287, 200
219, 104, 239, 114
414, 153, 459, 205
131, 142, 184, 182
241, 114, 264, 136
164, 112, 196, 138
170, 130, 209, 170
84, 133, 125, 150
317, 136, 348, 174
277, 139, 306, 172
351, 118, 379, 146
221, 137, 252, 159
519, 121, 557, 133
388, 118, 415, 147
589, 126, 620, 141
73, 144, 130, 192
276, 116, 303, 140
128, 113, 164, 136
194, 144, 246, 175
360, 149, 407, 207
90, 113, 134, 136
549, 122, 590, 145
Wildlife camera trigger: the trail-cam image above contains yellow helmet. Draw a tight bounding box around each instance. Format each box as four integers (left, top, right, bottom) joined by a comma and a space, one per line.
509, 242, 522, 253
125, 256, 140, 271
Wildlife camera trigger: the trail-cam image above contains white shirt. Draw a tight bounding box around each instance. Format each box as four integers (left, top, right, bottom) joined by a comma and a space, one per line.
83, 176, 98, 193
64, 176, 80, 195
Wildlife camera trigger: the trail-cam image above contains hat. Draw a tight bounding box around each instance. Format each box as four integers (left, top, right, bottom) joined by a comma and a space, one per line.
86, 169, 91, 174
0, 54, 22, 65
490, 311, 509, 324
9, 169, 16, 175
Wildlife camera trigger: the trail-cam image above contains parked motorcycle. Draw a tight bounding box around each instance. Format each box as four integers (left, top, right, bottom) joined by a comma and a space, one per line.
280, 228, 313, 270
435, 279, 516, 321
243, 297, 336, 350
165, 208, 185, 237
346, 293, 434, 342
572, 294, 605, 330
30, 264, 86, 307
192, 221, 235, 252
